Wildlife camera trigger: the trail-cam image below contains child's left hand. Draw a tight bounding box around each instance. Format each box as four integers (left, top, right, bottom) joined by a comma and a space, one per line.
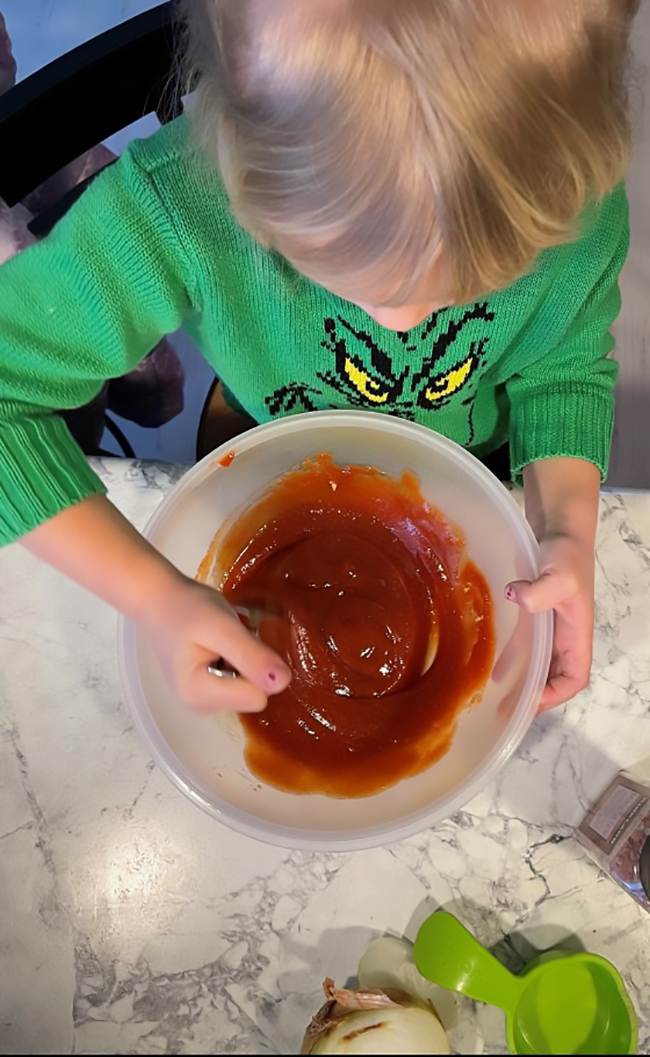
511, 457, 601, 712
506, 532, 595, 711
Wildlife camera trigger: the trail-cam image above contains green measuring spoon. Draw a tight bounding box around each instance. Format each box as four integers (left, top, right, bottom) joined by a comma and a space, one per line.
414, 912, 637, 1055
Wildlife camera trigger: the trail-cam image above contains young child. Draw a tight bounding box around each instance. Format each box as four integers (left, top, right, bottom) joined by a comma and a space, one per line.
0, 0, 638, 716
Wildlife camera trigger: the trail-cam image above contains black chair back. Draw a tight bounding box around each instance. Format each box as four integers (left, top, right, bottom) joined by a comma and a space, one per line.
0, 1, 181, 207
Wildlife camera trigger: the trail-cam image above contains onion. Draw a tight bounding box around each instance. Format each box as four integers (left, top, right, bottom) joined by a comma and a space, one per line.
358, 935, 443, 1005
301, 978, 450, 1055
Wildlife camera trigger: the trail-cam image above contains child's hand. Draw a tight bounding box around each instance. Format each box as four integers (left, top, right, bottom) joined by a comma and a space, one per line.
517, 457, 601, 712
24, 495, 291, 714
506, 533, 594, 711
143, 576, 292, 713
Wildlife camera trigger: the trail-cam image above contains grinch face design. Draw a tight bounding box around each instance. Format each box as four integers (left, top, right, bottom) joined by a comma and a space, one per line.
265, 302, 495, 429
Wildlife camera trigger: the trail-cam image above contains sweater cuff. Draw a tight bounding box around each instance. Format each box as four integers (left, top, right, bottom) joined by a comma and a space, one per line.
0, 414, 107, 545
510, 382, 614, 482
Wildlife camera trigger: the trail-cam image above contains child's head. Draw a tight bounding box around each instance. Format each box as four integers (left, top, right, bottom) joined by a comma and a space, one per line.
183, 0, 637, 321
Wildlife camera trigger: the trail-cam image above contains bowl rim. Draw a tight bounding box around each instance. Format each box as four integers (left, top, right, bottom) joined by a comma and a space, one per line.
117, 410, 553, 851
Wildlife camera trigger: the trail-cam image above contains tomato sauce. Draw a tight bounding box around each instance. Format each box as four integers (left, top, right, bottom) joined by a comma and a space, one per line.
203, 455, 494, 798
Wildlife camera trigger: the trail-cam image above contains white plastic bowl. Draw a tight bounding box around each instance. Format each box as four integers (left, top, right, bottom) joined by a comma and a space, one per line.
118, 411, 552, 850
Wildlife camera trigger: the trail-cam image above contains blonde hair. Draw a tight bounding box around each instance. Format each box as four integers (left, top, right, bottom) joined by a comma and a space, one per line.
181, 0, 638, 305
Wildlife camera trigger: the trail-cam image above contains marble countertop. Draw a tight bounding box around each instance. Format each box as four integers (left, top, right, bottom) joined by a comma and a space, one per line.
1, 458, 649, 1056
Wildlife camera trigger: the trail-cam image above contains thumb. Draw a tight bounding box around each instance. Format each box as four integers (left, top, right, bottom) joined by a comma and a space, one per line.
505, 572, 564, 614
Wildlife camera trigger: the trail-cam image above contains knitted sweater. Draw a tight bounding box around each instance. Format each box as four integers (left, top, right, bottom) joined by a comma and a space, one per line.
0, 118, 628, 545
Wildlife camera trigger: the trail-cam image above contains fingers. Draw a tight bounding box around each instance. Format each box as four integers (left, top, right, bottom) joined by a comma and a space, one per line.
505, 571, 593, 711
538, 668, 590, 712
177, 591, 292, 714
177, 627, 292, 714
181, 663, 270, 714
213, 609, 292, 694
505, 570, 579, 614
535, 612, 592, 712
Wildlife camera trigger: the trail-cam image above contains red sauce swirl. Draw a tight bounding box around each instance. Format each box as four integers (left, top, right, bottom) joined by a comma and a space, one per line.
202, 455, 494, 798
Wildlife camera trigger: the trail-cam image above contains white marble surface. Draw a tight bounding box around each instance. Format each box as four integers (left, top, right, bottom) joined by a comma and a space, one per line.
1, 458, 649, 1056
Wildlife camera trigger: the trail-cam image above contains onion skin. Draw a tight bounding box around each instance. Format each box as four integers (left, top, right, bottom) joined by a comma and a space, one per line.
301, 979, 450, 1055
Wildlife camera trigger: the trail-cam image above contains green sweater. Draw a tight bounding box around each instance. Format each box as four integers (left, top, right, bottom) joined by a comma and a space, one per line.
0, 119, 628, 546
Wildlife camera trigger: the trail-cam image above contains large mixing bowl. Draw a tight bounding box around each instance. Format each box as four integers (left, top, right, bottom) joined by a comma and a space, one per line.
118, 411, 552, 850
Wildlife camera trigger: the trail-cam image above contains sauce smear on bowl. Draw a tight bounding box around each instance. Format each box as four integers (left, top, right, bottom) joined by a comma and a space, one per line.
200, 455, 494, 797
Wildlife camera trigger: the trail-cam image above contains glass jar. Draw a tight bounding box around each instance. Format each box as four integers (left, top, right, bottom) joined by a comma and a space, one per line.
576, 771, 650, 912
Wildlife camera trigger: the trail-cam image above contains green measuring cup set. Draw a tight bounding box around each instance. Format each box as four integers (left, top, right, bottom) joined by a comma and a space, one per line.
414, 911, 637, 1055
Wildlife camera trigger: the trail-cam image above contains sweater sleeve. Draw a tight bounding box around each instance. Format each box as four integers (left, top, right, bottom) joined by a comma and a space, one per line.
0, 149, 196, 545
507, 190, 628, 481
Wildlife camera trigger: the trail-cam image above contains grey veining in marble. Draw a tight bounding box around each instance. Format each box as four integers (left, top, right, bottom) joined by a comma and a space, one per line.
1, 458, 649, 1055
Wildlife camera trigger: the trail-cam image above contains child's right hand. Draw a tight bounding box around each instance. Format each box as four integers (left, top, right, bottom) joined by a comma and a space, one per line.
23, 495, 291, 714
142, 575, 292, 713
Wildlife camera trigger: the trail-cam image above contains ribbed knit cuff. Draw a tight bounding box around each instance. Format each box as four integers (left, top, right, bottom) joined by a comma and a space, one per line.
0, 414, 107, 545
510, 382, 614, 482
